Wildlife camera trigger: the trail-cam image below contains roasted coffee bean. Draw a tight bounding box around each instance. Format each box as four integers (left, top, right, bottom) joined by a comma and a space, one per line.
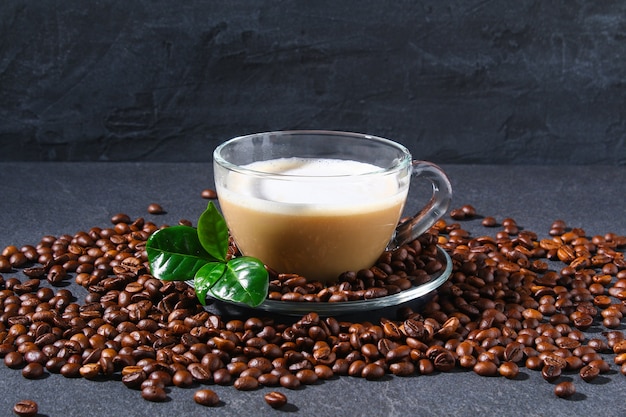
579, 364, 600, 382
201, 189, 218, 199
111, 213, 131, 224
362, 363, 385, 380
504, 342, 525, 363
147, 203, 165, 215
296, 369, 318, 385
80, 363, 101, 379
13, 399, 38, 417
554, 381, 576, 398
22, 362, 45, 379
4, 351, 24, 369
122, 370, 147, 390
482, 216, 497, 227
450, 209, 466, 220
141, 379, 165, 390
187, 363, 212, 383
474, 360, 498, 377
433, 350, 456, 372
541, 364, 562, 382
194, 389, 220, 407
264, 391, 288, 409
60, 362, 82, 378
417, 359, 434, 375
172, 369, 193, 387
461, 204, 477, 217
141, 385, 168, 402
498, 361, 519, 379
588, 359, 610, 374
0, 255, 11, 272
234, 375, 259, 391
279, 373, 301, 389
258, 373, 280, 386
389, 361, 415, 376
45, 357, 67, 374
212, 368, 232, 386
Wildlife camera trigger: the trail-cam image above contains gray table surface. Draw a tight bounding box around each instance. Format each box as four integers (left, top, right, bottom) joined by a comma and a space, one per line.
0, 162, 625, 417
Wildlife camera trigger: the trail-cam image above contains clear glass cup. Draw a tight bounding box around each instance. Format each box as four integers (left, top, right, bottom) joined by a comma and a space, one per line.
213, 130, 452, 282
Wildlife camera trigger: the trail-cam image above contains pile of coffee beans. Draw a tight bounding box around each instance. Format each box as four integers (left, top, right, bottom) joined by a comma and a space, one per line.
0, 202, 625, 413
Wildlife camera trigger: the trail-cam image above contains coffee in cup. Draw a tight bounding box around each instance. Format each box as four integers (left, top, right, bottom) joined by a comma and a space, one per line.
213, 130, 451, 283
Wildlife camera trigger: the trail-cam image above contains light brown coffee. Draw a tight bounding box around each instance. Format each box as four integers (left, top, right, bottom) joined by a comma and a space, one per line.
217, 157, 408, 282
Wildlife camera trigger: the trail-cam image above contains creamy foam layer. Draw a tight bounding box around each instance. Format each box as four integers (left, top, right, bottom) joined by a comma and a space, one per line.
223, 157, 404, 213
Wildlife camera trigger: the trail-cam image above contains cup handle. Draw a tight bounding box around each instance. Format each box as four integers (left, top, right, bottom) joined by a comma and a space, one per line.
387, 160, 452, 250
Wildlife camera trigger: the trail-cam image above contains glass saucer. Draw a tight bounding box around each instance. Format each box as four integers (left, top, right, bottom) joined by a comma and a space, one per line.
199, 246, 452, 316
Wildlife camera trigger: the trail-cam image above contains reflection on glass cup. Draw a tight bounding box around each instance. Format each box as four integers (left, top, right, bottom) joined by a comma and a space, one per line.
213, 130, 452, 283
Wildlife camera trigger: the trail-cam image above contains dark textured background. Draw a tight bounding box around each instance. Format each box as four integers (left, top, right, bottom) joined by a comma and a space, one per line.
1, 1, 625, 164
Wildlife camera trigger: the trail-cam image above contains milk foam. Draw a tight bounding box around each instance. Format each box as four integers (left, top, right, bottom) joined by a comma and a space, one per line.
223, 158, 404, 212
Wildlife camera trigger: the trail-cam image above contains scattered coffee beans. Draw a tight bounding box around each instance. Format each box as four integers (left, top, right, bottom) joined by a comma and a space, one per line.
0, 203, 624, 413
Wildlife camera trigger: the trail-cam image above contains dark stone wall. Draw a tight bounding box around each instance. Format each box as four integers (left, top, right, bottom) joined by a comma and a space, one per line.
1, 1, 625, 164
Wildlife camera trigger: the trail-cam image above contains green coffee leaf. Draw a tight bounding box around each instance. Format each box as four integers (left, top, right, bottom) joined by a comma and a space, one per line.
197, 202, 229, 262
209, 257, 269, 308
146, 225, 217, 281
193, 262, 227, 305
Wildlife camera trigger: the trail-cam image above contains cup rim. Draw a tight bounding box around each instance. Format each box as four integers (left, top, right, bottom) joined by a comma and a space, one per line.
213, 130, 412, 179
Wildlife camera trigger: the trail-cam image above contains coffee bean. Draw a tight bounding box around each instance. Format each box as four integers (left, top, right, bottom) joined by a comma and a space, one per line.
13, 400, 38, 417
122, 370, 147, 390
265, 391, 288, 409
418, 359, 434, 375
279, 373, 301, 389
60, 362, 82, 378
296, 369, 318, 385
498, 361, 519, 379
314, 364, 335, 380
110, 213, 131, 224
22, 362, 45, 379
194, 389, 220, 407
579, 364, 600, 382
481, 216, 497, 227
141, 385, 168, 402
0, 255, 12, 271
147, 203, 165, 215
554, 381, 576, 398
474, 360, 498, 377
234, 375, 259, 391
362, 363, 385, 380
4, 351, 24, 369
450, 209, 466, 220
212, 368, 232, 386
141, 379, 165, 390
541, 364, 562, 382
201, 189, 218, 199
461, 204, 477, 217
172, 369, 193, 387
187, 363, 212, 383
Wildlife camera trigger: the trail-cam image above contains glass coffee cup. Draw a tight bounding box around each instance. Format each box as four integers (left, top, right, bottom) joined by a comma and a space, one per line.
213, 130, 452, 283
